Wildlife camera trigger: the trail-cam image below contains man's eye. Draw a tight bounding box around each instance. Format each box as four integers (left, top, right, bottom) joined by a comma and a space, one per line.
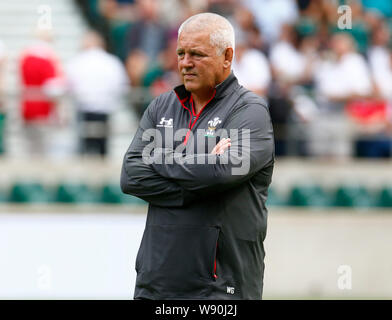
177, 52, 184, 57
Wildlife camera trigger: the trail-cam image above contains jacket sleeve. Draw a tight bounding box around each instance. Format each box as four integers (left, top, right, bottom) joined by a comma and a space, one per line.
120, 98, 197, 207
150, 103, 274, 194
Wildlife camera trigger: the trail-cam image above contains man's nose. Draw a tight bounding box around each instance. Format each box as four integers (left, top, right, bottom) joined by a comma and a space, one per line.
180, 53, 194, 69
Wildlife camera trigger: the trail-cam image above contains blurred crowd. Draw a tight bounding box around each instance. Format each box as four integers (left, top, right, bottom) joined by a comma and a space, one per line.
1, 0, 392, 159
76, 0, 392, 159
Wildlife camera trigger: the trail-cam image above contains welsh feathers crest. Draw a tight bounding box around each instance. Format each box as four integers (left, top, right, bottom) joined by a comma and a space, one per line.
205, 117, 222, 137
208, 117, 222, 127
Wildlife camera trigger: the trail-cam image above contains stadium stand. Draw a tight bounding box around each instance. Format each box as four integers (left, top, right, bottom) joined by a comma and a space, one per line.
0, 0, 390, 209
377, 185, 392, 207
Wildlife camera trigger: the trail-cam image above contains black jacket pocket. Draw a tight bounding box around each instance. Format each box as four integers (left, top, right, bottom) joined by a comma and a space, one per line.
135, 224, 220, 297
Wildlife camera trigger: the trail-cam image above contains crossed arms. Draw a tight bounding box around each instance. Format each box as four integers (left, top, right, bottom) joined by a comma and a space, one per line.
120, 97, 274, 207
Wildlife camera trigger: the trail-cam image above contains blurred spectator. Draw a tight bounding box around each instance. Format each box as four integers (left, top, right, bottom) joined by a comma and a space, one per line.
19, 29, 65, 157
231, 4, 267, 53
268, 24, 317, 156
351, 19, 392, 158
125, 48, 149, 87
315, 33, 373, 104
368, 20, 392, 101
327, 0, 370, 55
232, 34, 271, 97
66, 31, 129, 157
98, 0, 138, 61
295, 0, 323, 41
244, 0, 299, 43
100, 0, 137, 21
143, 35, 181, 96
206, 0, 237, 17
116, 0, 134, 3
0, 39, 5, 96
125, 0, 169, 62
311, 32, 374, 158
124, 0, 170, 116
75, 0, 112, 46
270, 24, 315, 85
160, 0, 208, 27
126, 34, 180, 118
0, 39, 6, 155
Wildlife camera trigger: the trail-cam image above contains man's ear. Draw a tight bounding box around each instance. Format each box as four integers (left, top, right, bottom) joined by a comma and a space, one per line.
223, 47, 233, 69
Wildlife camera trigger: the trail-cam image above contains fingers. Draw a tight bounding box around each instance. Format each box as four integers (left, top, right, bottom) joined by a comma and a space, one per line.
211, 138, 231, 155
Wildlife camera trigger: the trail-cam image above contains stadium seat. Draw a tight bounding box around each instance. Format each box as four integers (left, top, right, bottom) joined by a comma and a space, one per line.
101, 183, 147, 205
376, 186, 392, 207
266, 187, 286, 206
9, 182, 52, 203
288, 184, 332, 207
0, 189, 7, 202
55, 183, 99, 204
333, 185, 375, 208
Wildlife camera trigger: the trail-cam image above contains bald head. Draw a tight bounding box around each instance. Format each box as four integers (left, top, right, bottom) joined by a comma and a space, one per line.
178, 13, 235, 56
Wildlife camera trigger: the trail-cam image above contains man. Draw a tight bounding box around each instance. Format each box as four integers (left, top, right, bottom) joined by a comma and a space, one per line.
121, 13, 274, 299
66, 31, 129, 157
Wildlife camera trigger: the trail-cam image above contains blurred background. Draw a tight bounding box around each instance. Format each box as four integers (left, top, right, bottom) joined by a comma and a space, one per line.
0, 0, 392, 299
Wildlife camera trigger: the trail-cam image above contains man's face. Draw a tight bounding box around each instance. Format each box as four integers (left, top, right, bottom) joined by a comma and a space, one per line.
177, 30, 226, 94
330, 34, 351, 57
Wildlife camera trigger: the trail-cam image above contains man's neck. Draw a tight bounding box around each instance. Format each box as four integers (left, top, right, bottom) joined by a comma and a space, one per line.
190, 71, 231, 114
191, 89, 216, 114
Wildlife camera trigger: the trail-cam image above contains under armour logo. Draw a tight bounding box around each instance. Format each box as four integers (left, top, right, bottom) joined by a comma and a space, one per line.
157, 117, 173, 128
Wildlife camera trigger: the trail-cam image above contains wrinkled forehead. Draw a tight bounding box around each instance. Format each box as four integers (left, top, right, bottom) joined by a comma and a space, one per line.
177, 30, 214, 51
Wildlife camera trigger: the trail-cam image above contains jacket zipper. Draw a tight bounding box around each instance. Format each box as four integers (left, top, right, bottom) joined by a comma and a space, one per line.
176, 90, 216, 146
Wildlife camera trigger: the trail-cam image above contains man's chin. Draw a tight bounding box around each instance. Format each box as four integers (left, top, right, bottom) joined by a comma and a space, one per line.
184, 82, 198, 92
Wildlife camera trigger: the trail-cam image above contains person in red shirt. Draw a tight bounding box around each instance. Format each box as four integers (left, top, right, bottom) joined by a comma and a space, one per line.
19, 29, 64, 156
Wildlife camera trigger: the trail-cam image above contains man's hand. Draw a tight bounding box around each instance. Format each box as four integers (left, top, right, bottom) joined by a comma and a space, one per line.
211, 138, 231, 155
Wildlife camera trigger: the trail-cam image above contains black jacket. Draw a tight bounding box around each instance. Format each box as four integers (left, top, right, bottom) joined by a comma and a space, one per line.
121, 73, 274, 299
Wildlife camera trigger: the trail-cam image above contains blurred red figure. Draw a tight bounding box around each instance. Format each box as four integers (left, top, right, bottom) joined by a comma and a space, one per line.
20, 32, 62, 121
19, 30, 64, 156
